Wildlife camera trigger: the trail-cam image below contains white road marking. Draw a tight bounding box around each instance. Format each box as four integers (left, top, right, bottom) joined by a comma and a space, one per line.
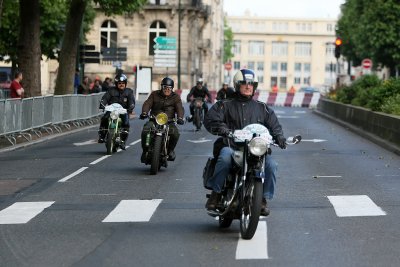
294, 110, 307, 114
313, 175, 342, 178
187, 138, 213, 143
327, 195, 386, 217
102, 199, 163, 222
90, 155, 111, 165
129, 139, 141, 146
277, 115, 299, 119
301, 139, 327, 143
236, 221, 268, 259
58, 167, 88, 182
73, 140, 97, 146
0, 202, 55, 224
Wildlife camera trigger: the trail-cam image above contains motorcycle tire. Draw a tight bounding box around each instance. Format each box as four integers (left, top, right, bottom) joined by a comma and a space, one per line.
106, 129, 115, 155
239, 179, 263, 240
194, 109, 202, 130
150, 135, 163, 175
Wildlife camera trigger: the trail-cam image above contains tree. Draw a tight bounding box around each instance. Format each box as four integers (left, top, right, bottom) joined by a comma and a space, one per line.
223, 17, 234, 64
54, 0, 147, 95
337, 0, 400, 76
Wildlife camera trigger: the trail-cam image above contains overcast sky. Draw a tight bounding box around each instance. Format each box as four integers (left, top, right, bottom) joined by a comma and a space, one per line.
224, 0, 346, 19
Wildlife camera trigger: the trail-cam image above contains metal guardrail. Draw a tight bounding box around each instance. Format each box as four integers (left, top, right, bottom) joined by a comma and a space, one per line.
0, 93, 104, 145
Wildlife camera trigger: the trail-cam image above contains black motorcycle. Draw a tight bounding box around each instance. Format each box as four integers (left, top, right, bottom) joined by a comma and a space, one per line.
142, 112, 175, 175
203, 123, 301, 239
192, 97, 205, 131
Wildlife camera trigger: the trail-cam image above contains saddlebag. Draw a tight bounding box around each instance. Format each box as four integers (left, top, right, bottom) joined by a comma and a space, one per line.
202, 157, 216, 190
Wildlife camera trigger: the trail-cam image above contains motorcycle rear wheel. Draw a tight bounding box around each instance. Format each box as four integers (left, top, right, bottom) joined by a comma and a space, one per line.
239, 179, 263, 240
106, 129, 115, 155
150, 135, 163, 175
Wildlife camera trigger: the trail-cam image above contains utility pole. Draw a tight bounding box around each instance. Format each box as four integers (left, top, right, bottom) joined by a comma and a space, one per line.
178, 0, 181, 90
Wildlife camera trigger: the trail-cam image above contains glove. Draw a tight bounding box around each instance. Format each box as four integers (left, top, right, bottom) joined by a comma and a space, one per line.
139, 113, 148, 120
275, 135, 287, 149
177, 118, 185, 125
219, 128, 231, 137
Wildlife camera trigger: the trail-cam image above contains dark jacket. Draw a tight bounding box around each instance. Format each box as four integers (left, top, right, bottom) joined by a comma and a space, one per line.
100, 87, 135, 113
186, 86, 212, 102
142, 90, 184, 120
204, 95, 284, 151
216, 87, 235, 100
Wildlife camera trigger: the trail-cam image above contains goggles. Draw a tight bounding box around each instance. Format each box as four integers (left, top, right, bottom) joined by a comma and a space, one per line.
117, 82, 126, 85
238, 80, 256, 86
162, 85, 173, 90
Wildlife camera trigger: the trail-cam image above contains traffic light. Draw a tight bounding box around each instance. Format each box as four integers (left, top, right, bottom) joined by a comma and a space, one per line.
334, 37, 342, 59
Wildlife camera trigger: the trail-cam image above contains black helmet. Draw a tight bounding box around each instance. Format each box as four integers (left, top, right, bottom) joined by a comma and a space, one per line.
161, 77, 174, 90
233, 69, 258, 92
114, 74, 128, 87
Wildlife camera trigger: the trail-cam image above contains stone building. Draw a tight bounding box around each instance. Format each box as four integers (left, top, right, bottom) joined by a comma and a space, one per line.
227, 12, 338, 92
84, 0, 225, 92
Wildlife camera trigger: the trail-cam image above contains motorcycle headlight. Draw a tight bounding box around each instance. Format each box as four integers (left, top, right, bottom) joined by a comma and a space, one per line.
248, 137, 268, 156
110, 111, 119, 120
155, 112, 168, 125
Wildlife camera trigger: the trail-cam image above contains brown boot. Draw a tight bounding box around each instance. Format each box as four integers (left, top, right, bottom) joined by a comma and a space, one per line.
260, 198, 270, 216
205, 191, 221, 211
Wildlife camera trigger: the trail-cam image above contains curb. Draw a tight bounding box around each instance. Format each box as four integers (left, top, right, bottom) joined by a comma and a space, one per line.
313, 110, 400, 156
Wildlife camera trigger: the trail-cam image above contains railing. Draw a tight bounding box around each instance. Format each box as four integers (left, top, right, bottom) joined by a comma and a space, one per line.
0, 93, 104, 145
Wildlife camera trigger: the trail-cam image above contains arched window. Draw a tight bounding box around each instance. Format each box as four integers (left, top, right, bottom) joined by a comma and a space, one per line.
149, 20, 167, 55
101, 20, 118, 48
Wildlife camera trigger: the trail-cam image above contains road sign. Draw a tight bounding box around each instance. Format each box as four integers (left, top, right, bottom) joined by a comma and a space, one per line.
362, 58, 372, 69
224, 62, 232, 71
153, 36, 176, 45
101, 47, 127, 61
79, 45, 100, 64
153, 36, 177, 67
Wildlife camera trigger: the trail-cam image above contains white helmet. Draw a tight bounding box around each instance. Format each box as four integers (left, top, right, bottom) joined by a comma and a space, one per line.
233, 69, 258, 92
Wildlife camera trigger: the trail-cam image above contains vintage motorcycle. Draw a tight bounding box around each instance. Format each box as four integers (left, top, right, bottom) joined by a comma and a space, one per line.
192, 97, 205, 131
142, 112, 175, 175
102, 103, 127, 155
203, 123, 301, 239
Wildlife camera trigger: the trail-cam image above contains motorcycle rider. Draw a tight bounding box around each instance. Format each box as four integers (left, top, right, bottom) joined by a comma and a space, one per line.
203, 69, 287, 216
98, 73, 135, 150
139, 77, 185, 162
186, 78, 212, 122
216, 82, 235, 100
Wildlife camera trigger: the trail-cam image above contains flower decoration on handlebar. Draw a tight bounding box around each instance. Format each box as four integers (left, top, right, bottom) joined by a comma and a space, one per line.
155, 112, 168, 125
104, 103, 127, 120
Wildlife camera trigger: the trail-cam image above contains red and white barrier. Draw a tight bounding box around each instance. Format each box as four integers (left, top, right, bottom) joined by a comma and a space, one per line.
178, 90, 320, 108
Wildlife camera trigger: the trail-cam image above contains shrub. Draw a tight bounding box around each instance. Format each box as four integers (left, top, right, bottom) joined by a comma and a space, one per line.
381, 94, 400, 115
366, 78, 400, 111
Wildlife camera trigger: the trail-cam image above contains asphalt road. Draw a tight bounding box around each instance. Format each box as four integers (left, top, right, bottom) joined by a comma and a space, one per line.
0, 104, 399, 267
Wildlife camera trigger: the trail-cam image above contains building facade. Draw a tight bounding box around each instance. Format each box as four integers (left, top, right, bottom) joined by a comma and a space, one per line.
84, 0, 225, 91
227, 12, 338, 91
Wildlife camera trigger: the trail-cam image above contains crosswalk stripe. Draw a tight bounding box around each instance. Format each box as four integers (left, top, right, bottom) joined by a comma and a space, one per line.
236, 221, 269, 259
327, 195, 386, 217
102, 199, 163, 222
0, 202, 55, 224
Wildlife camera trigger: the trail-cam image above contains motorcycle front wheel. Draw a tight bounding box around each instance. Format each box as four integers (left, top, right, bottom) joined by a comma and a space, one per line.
194, 108, 202, 130
239, 179, 263, 240
106, 129, 115, 155
150, 135, 163, 175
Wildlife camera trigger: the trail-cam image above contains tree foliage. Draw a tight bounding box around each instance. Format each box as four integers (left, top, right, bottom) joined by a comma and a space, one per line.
223, 17, 233, 64
337, 0, 400, 73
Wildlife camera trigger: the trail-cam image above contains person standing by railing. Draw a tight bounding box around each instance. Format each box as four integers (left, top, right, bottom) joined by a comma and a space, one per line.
10, 71, 24, 99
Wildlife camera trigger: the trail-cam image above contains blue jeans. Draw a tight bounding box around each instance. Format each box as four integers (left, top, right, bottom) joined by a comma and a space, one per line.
206, 147, 278, 200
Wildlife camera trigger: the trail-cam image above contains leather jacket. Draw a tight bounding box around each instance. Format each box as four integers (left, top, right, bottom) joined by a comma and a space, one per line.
216, 87, 235, 100
204, 94, 284, 147
186, 86, 212, 102
142, 90, 184, 120
100, 87, 135, 113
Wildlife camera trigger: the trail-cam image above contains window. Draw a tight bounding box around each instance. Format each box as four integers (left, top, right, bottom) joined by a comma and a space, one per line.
294, 62, 302, 72
233, 40, 241, 55
325, 42, 335, 57
294, 77, 301, 84
149, 20, 167, 55
257, 62, 264, 71
280, 77, 287, 89
247, 61, 255, 70
295, 42, 312, 57
327, 23, 334, 32
248, 41, 264, 55
258, 75, 264, 83
272, 41, 288, 56
272, 22, 288, 32
325, 63, 336, 72
149, 0, 166, 4
304, 63, 311, 73
101, 20, 118, 49
234, 61, 240, 70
